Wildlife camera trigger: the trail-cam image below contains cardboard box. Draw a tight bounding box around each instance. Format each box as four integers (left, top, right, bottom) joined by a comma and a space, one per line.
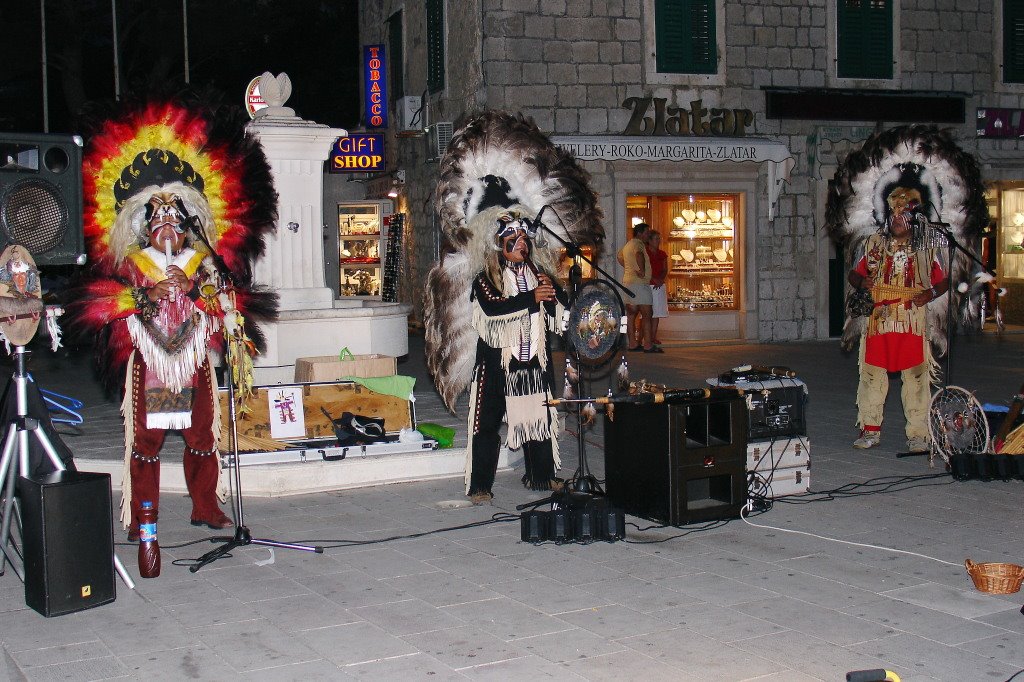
747, 437, 810, 475
294, 354, 397, 383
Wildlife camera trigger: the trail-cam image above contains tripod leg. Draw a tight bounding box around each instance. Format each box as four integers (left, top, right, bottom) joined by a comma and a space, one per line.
0, 422, 22, 578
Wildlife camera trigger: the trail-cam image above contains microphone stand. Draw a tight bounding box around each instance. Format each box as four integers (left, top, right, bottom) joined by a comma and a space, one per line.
517, 206, 632, 508
924, 219, 995, 388
180, 213, 323, 572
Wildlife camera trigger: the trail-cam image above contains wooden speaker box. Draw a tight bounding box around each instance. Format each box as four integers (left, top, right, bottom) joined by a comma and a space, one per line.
604, 396, 748, 525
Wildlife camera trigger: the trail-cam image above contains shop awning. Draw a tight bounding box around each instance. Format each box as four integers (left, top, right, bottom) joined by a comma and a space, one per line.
551, 136, 795, 220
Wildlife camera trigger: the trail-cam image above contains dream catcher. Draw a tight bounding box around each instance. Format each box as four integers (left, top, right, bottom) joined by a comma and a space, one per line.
928, 386, 989, 467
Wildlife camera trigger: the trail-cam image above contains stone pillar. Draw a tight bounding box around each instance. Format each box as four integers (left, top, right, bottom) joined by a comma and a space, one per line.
246, 74, 346, 311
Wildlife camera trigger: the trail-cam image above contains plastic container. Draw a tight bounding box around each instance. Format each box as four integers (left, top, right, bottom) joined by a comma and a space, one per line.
138, 500, 161, 578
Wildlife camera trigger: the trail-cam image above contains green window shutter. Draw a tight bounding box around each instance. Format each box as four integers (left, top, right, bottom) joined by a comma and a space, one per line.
655, 0, 717, 75
427, 0, 445, 93
1005, 0, 1024, 83
837, 0, 893, 79
389, 11, 404, 99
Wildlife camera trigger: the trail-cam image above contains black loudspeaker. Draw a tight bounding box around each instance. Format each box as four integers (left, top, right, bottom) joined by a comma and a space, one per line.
604, 396, 748, 525
18, 471, 116, 617
0, 133, 85, 265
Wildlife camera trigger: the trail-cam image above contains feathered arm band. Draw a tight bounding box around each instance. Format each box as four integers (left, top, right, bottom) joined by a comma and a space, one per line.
66, 278, 146, 334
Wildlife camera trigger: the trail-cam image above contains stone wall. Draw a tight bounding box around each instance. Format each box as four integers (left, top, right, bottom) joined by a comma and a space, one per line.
360, 0, 1024, 336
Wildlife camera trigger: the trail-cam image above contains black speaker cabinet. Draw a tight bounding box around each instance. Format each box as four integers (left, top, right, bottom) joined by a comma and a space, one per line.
604, 396, 748, 525
18, 471, 115, 617
0, 133, 85, 265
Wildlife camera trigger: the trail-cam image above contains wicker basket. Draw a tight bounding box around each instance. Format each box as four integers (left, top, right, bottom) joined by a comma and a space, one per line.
965, 559, 1024, 594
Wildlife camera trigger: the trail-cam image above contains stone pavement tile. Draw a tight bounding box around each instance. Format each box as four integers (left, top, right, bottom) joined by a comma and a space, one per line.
669, 547, 782, 578
881, 582, 1017, 619
9, 640, 114, 668
16, 655, 130, 681
976, 608, 1024, 634
220, 576, 315, 604
839, 596, 1006, 646
849, 632, 1020, 680
511, 627, 626, 664
554, 604, 675, 640
561, 649, 691, 682
388, 535, 480, 561
500, 549, 626, 586
0, 608, 110, 654
383, 569, 499, 607
427, 551, 539, 586
619, 627, 788, 680
734, 568, 885, 610
165, 596, 261, 629
127, 573, 230, 607
657, 572, 780, 607
295, 569, 407, 609
734, 596, 899, 646
92, 604, 205, 658
775, 552, 929, 592
575, 575, 700, 614
459, 653, 588, 680
337, 546, 441, 580
119, 643, 240, 680
591, 553, 691, 581
400, 624, 527, 669
229, 544, 350, 580
455, 533, 545, 558
189, 618, 320, 673
651, 601, 788, 643
957, 632, 1024, 669
341, 652, 468, 681
730, 629, 893, 681
689, 524, 843, 563
250, 593, 362, 631
489, 575, 613, 615
242, 658, 348, 681
350, 597, 466, 636
301, 621, 418, 666
746, 672, 829, 682
441, 596, 569, 641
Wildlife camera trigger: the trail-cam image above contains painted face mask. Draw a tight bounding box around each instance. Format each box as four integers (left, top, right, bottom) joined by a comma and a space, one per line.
146, 192, 188, 236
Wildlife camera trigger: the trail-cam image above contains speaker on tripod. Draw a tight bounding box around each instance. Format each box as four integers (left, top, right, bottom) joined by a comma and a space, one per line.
0, 133, 85, 266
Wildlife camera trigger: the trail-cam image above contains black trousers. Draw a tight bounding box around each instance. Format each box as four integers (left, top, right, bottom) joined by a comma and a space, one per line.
468, 357, 555, 495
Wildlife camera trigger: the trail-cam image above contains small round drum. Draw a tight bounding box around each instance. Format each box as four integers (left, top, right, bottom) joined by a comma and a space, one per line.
566, 280, 625, 365
0, 245, 44, 346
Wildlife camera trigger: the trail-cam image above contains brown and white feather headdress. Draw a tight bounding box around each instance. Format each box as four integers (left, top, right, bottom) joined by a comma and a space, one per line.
425, 110, 604, 411
824, 125, 988, 353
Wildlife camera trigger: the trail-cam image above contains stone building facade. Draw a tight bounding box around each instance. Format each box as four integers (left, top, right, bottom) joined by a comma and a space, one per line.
351, 0, 1024, 340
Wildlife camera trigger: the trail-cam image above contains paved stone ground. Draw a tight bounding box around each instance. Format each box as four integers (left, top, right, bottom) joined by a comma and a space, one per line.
1, 330, 1023, 681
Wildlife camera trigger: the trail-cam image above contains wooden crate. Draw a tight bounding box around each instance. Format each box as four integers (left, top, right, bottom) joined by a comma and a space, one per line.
219, 381, 413, 445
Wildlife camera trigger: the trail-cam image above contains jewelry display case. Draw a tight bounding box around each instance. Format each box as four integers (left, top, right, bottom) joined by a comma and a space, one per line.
627, 194, 739, 311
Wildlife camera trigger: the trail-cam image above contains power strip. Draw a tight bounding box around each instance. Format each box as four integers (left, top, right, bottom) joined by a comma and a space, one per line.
520, 498, 626, 544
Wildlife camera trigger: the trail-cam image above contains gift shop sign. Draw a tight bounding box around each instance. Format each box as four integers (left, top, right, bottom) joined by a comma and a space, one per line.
329, 134, 385, 172
623, 97, 754, 137
364, 45, 387, 129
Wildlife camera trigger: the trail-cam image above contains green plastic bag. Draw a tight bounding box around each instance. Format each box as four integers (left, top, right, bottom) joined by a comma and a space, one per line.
417, 422, 455, 448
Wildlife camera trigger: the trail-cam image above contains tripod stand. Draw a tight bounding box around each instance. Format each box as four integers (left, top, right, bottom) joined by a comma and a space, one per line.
188, 297, 322, 573
0, 346, 134, 588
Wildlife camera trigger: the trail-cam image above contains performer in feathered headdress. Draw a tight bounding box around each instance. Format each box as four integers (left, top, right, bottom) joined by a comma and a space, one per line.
824, 125, 988, 453
66, 97, 279, 540
424, 111, 604, 503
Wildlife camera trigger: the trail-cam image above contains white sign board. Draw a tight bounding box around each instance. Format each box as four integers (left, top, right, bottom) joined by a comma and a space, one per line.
268, 386, 306, 439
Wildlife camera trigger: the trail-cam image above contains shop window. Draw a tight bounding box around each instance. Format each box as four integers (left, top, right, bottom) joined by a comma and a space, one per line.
1004, 0, 1024, 83
627, 194, 738, 312
836, 0, 893, 80
426, 0, 445, 93
654, 0, 717, 75
1000, 188, 1024, 280
388, 11, 404, 99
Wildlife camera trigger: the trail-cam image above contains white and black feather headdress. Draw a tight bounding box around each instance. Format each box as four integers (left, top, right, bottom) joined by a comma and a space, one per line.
424, 110, 605, 411
824, 124, 988, 353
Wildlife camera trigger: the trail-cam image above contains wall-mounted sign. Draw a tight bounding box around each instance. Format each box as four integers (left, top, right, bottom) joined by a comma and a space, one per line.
244, 77, 268, 119
364, 45, 387, 128
329, 133, 385, 172
623, 97, 753, 137
977, 107, 1024, 138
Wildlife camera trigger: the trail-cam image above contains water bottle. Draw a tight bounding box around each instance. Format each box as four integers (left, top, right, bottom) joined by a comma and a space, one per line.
138, 500, 161, 578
